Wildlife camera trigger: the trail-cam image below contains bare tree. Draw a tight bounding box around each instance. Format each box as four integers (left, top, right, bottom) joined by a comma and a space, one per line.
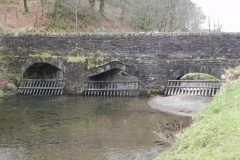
126, 0, 205, 32
53, 0, 61, 19
213, 20, 223, 32
208, 18, 223, 32
43, 0, 205, 32
73, 0, 81, 31
40, 0, 44, 6
119, 0, 127, 28
182, 1, 206, 32
24, 0, 29, 12
106, 0, 129, 28
89, 0, 95, 10
99, 0, 104, 15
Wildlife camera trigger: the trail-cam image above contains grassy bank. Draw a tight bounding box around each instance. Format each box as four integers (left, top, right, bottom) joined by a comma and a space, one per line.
155, 68, 240, 159
0, 54, 20, 97
0, 86, 16, 97
0, 77, 18, 98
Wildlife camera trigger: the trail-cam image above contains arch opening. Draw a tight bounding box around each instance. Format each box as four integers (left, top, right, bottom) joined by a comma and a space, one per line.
177, 72, 220, 82
89, 68, 138, 82
84, 63, 139, 97
170, 67, 224, 81
165, 72, 221, 96
23, 62, 64, 79
88, 61, 139, 82
90, 69, 136, 81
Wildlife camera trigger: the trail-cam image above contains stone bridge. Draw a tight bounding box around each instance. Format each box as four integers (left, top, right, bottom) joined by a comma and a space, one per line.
1, 32, 240, 94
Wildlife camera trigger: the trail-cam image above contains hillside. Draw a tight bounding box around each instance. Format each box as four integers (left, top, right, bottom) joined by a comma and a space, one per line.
0, 0, 134, 33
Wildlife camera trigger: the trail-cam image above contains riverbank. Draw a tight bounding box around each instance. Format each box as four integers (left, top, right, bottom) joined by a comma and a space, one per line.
154, 70, 240, 159
148, 95, 213, 117
0, 88, 16, 97
0, 79, 17, 97
0, 54, 19, 97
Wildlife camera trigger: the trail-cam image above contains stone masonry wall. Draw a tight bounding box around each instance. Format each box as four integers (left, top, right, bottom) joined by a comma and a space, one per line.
1, 33, 240, 94
1, 33, 240, 58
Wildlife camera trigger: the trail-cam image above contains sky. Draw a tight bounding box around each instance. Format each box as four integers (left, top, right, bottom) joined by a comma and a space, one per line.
192, 0, 240, 32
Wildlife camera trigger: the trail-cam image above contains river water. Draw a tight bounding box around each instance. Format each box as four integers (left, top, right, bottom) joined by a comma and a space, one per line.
0, 95, 191, 160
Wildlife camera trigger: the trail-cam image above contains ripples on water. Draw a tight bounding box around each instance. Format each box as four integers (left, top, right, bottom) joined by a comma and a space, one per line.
0, 95, 191, 160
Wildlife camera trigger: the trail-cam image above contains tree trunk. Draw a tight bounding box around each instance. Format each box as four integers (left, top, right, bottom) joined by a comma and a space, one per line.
75, 7, 78, 32
53, 0, 61, 19
40, 0, 43, 6
23, 0, 29, 12
120, 0, 125, 29
99, 0, 104, 15
89, 0, 95, 10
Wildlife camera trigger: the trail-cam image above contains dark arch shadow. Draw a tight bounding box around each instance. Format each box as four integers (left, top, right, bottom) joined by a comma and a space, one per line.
88, 61, 139, 80
23, 62, 64, 79
21, 58, 66, 75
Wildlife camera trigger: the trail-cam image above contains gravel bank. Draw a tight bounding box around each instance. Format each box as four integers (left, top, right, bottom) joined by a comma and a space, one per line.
148, 95, 213, 117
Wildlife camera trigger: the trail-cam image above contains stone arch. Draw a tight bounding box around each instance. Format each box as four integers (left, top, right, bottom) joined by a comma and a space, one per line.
169, 66, 225, 80
88, 61, 139, 78
21, 58, 67, 79
22, 58, 67, 74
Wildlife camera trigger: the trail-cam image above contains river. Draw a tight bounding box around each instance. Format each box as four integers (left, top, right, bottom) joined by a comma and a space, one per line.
0, 95, 191, 160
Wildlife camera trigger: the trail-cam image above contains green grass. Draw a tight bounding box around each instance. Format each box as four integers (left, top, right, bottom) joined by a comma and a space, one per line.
0, 89, 15, 97
155, 76, 240, 159
29, 52, 50, 57
67, 56, 87, 63
47, 21, 73, 33
11, 0, 20, 4
6, 6, 16, 12
0, 89, 4, 97
29, 52, 59, 60
181, 73, 220, 82
28, 53, 106, 70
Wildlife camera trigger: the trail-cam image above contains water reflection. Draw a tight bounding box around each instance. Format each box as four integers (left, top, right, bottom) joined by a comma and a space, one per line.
0, 146, 26, 160
105, 147, 162, 160
0, 95, 191, 160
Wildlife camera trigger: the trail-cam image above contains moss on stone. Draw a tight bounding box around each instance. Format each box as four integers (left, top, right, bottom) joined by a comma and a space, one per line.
67, 56, 87, 63
29, 52, 59, 58
181, 72, 220, 82
0, 53, 20, 97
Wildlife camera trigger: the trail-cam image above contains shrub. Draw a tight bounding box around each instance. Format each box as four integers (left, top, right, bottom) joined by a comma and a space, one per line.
138, 90, 150, 97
